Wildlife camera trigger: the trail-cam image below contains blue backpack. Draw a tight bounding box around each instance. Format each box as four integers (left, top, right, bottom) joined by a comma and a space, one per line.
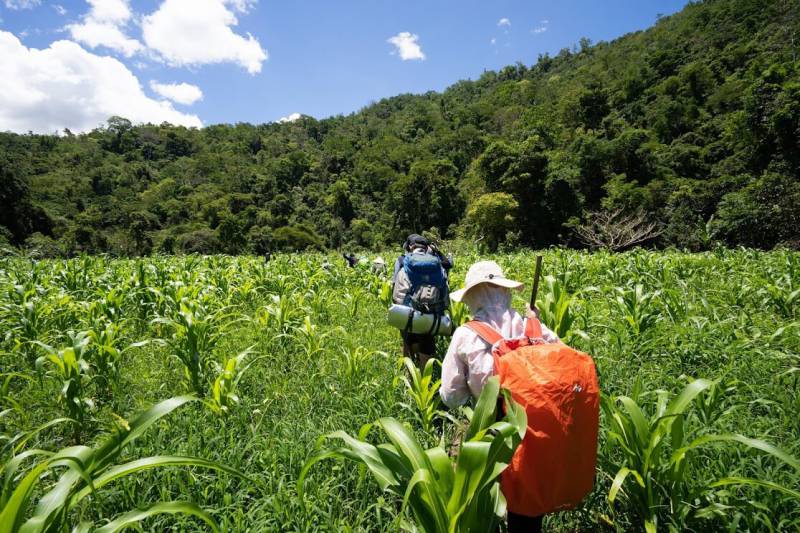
401, 253, 449, 314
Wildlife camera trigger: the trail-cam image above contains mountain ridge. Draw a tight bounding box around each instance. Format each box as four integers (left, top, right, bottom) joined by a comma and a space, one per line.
1, 0, 798, 256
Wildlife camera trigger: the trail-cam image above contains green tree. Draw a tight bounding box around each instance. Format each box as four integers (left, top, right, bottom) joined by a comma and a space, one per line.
463, 192, 518, 251
217, 212, 247, 254
713, 172, 800, 248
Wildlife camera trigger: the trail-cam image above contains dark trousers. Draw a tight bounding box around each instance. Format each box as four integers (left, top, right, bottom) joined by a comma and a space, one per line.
507, 512, 543, 533
400, 331, 436, 367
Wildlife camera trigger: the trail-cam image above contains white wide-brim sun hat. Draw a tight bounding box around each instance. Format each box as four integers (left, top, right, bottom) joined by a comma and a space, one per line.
450, 260, 524, 303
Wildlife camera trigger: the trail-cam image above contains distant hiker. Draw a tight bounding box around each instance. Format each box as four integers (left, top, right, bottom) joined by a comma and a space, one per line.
342, 252, 357, 268
372, 256, 387, 275
391, 234, 451, 368
264, 251, 271, 263
441, 261, 600, 533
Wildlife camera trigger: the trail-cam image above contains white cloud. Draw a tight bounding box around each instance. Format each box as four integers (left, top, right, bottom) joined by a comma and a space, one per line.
387, 32, 425, 61
532, 19, 549, 34
497, 17, 510, 27
277, 112, 301, 123
4, 0, 40, 9
142, 0, 268, 74
0, 31, 202, 133
150, 80, 203, 105
83, 0, 131, 22
490, 37, 496, 45
67, 0, 143, 57
53, 4, 67, 15
225, 0, 255, 12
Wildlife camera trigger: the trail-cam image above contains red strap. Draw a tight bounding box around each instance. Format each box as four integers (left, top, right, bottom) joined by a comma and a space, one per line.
465, 320, 503, 346
525, 317, 543, 338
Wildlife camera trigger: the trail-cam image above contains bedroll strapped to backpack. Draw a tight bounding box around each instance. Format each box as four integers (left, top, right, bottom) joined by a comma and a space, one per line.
465, 317, 600, 518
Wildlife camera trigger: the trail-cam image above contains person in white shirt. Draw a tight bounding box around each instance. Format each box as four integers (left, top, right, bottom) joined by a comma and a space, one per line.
440, 260, 560, 532
440, 260, 560, 408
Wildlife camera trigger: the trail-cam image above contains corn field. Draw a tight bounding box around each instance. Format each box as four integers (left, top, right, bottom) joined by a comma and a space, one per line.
1, 249, 798, 531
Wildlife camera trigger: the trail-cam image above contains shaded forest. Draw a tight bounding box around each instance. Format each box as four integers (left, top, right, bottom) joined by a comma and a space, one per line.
1, 0, 799, 256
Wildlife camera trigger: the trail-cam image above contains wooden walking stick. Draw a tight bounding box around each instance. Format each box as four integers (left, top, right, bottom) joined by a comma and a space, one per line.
530, 255, 543, 312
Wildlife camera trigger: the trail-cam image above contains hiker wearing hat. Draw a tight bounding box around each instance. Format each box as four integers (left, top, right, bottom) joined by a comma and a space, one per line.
372, 256, 387, 275
441, 260, 559, 533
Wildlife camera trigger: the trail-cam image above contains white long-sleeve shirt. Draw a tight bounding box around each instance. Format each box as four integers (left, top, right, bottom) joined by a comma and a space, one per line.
440, 285, 559, 408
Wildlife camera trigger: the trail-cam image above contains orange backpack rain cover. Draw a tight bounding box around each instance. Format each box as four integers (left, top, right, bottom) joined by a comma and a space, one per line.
465, 317, 600, 518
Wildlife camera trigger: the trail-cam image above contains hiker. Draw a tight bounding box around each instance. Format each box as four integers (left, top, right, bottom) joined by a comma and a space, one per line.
441, 260, 599, 533
391, 234, 451, 368
372, 256, 387, 275
342, 252, 357, 268
440, 261, 560, 407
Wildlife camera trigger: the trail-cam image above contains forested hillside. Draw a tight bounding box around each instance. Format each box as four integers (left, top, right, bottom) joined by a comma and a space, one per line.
1, 0, 799, 256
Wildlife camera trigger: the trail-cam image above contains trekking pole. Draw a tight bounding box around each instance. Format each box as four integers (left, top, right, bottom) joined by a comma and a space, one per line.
529, 255, 543, 311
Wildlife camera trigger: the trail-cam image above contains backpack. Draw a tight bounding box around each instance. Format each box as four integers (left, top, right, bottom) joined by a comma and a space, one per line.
392, 252, 449, 315
465, 317, 600, 518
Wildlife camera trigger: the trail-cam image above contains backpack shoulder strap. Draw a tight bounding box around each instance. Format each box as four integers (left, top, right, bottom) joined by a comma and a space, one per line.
525, 317, 543, 338
465, 320, 503, 346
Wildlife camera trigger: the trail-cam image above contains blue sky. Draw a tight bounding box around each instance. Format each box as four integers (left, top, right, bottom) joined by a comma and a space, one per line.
0, 0, 689, 133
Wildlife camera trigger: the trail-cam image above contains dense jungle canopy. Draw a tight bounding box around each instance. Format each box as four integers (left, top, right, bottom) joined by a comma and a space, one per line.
1, 0, 799, 256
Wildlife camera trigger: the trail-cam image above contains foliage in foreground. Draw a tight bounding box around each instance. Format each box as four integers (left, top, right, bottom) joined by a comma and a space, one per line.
300, 376, 526, 533
0, 396, 248, 532
602, 379, 800, 532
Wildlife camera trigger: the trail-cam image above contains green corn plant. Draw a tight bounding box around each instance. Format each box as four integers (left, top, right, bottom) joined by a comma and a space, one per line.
153, 300, 235, 396
1, 410, 73, 458
762, 254, 799, 318
85, 320, 122, 393
205, 348, 257, 418
54, 259, 93, 297
259, 294, 304, 334
129, 261, 160, 322
86, 289, 125, 325
762, 281, 799, 319
85, 319, 145, 399
302, 286, 330, 321
47, 293, 82, 335
536, 275, 575, 339
659, 281, 691, 325
156, 281, 203, 322
288, 316, 329, 359
398, 357, 442, 434
378, 280, 393, 309
0, 373, 33, 422
299, 376, 527, 533
2, 287, 51, 366
0, 396, 249, 532
614, 284, 661, 337
34, 331, 94, 435
341, 288, 363, 319
602, 379, 800, 532
337, 345, 375, 384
